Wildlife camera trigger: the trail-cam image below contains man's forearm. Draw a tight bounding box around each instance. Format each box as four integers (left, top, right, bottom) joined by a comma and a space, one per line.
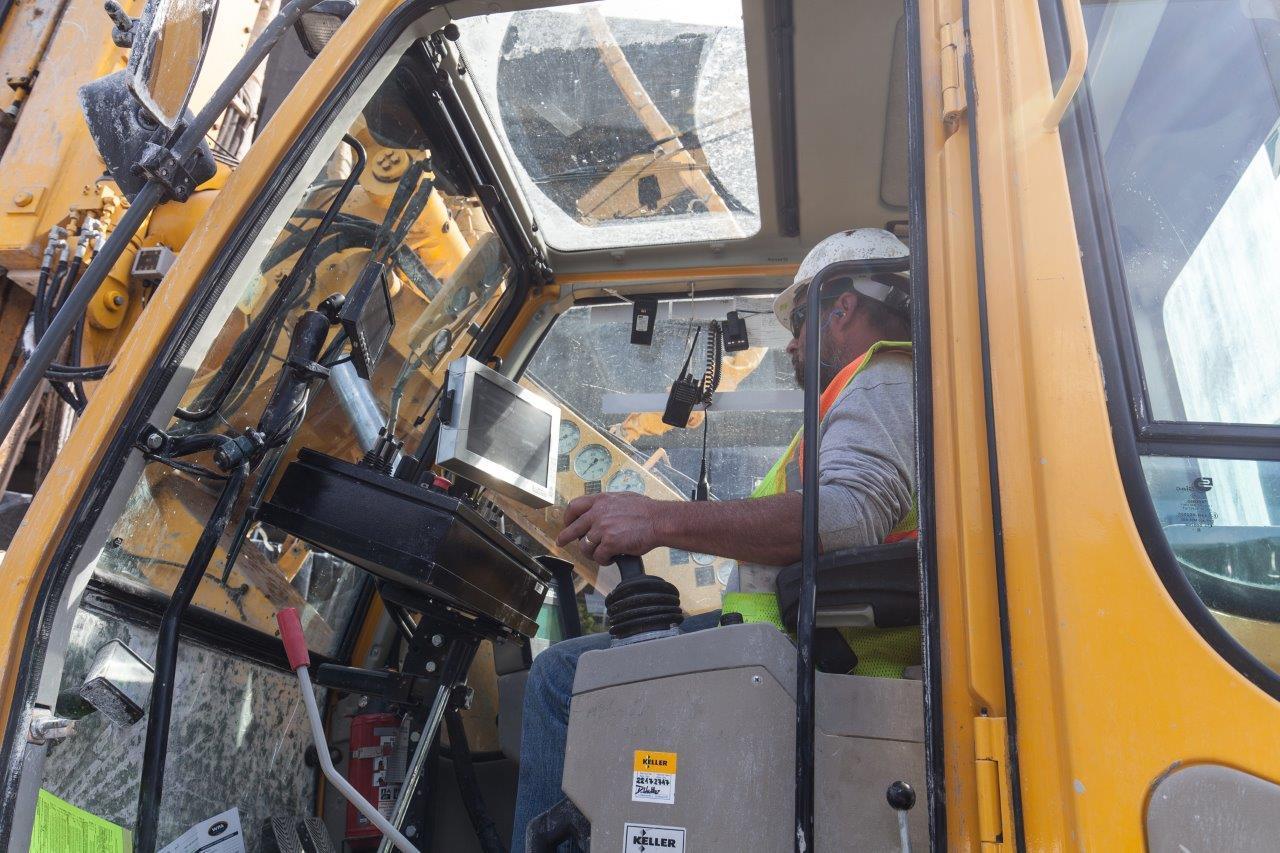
653, 492, 802, 566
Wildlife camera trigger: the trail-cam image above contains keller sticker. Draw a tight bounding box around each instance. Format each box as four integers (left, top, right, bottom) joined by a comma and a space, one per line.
623, 822, 685, 852
632, 750, 677, 804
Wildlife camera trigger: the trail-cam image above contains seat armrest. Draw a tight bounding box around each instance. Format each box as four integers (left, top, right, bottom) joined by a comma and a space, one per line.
775, 541, 920, 630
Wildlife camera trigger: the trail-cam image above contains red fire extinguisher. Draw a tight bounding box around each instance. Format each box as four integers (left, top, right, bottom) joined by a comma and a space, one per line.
345, 712, 406, 849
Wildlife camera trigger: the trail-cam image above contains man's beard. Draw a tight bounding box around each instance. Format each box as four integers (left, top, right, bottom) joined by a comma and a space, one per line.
790, 352, 840, 389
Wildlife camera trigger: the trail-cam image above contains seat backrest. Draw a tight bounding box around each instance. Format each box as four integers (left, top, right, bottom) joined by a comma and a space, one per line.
775, 541, 919, 630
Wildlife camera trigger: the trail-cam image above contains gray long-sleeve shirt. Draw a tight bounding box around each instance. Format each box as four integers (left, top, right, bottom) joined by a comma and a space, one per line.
730, 350, 916, 593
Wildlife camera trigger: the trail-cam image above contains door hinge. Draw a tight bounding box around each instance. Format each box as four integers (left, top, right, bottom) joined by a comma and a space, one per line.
974, 714, 1009, 851
940, 20, 969, 131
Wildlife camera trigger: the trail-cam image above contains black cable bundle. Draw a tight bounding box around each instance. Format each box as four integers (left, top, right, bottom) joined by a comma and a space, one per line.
692, 321, 724, 501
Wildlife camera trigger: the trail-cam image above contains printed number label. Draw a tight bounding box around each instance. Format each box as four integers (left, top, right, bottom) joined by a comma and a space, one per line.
623, 822, 685, 852
632, 751, 677, 804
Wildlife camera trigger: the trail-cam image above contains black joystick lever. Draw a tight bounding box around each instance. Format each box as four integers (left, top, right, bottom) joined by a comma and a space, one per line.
605, 555, 684, 644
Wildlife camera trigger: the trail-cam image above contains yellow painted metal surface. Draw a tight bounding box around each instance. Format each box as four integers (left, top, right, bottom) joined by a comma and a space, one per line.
0, 0, 258, 278
918, 0, 1009, 846
973, 714, 1009, 851
961, 0, 1280, 846
0, 0, 140, 273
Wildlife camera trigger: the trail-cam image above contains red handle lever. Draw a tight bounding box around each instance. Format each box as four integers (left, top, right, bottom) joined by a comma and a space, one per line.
276, 608, 310, 671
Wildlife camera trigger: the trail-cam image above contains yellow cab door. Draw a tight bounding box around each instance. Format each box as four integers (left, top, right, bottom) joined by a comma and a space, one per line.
938, 0, 1280, 848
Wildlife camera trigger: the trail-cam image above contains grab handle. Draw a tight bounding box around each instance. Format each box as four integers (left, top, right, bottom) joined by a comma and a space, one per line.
1043, 0, 1089, 129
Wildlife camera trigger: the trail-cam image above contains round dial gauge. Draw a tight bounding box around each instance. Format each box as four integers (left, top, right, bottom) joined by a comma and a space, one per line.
559, 420, 582, 455
691, 552, 715, 566
606, 469, 646, 494
573, 443, 612, 481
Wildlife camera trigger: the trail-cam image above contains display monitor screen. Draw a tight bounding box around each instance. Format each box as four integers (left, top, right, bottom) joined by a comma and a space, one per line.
466, 373, 553, 487
339, 262, 396, 379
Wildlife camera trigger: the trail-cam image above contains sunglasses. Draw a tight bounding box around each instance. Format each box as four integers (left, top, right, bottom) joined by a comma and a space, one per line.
788, 276, 856, 336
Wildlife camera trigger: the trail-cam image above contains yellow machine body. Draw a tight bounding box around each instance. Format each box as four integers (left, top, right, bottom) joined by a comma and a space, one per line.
0, 0, 1273, 850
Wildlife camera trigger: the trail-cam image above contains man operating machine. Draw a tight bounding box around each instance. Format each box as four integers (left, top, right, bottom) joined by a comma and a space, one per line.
512, 228, 921, 852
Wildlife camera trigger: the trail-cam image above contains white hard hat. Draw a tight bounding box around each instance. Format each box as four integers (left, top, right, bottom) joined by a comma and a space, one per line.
773, 228, 909, 332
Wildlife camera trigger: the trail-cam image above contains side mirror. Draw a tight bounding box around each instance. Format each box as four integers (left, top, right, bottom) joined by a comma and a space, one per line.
294, 0, 356, 58
127, 0, 219, 130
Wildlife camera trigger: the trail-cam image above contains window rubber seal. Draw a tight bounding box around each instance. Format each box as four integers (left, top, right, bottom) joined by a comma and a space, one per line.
765, 0, 801, 236
959, 0, 1028, 846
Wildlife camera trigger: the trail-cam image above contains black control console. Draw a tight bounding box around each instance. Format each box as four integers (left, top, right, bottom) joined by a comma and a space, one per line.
259, 449, 551, 637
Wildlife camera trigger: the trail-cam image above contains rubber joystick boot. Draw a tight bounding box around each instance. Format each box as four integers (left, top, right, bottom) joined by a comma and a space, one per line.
606, 555, 684, 645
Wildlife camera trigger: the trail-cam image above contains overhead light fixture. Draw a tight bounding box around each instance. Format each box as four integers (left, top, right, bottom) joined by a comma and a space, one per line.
294, 0, 356, 58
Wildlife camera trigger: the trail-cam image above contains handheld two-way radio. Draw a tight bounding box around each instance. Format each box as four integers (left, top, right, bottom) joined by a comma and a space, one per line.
660, 322, 726, 501
662, 327, 705, 428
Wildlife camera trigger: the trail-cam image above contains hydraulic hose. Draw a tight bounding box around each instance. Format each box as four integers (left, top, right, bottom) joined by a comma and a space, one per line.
175, 134, 365, 423
0, 0, 327, 444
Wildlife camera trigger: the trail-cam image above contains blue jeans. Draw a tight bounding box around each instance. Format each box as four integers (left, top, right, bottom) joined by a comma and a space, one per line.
510, 610, 723, 852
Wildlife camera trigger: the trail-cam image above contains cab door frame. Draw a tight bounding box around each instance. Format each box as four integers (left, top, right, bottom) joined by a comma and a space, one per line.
915, 0, 1030, 846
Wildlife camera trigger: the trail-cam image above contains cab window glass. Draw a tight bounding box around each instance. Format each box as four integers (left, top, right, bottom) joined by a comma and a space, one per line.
89, 40, 512, 654
1078, 1, 1280, 662
456, 0, 761, 251
39, 609, 317, 846
1082, 0, 1280, 426
510, 295, 798, 613
1143, 455, 1280, 661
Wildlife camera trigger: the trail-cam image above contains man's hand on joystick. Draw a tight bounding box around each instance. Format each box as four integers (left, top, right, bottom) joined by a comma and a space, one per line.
556, 492, 667, 565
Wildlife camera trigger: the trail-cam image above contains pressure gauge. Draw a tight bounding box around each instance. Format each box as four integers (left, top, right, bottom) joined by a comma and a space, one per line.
606, 469, 646, 494
559, 420, 582, 455
573, 444, 612, 481
691, 552, 715, 566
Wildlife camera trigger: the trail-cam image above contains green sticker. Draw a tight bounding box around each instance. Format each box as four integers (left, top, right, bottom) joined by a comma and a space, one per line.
32, 789, 130, 853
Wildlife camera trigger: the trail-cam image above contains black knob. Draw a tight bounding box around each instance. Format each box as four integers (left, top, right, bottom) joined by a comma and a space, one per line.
719, 612, 744, 626
886, 780, 916, 811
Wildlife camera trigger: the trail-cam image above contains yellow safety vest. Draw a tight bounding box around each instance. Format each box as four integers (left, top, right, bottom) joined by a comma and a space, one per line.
722, 341, 920, 678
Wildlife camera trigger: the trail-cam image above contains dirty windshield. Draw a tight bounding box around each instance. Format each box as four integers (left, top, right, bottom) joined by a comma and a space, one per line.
505, 295, 800, 616
85, 41, 511, 654
457, 0, 760, 250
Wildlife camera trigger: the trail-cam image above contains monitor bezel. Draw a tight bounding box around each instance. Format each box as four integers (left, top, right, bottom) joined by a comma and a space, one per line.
436, 356, 560, 508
